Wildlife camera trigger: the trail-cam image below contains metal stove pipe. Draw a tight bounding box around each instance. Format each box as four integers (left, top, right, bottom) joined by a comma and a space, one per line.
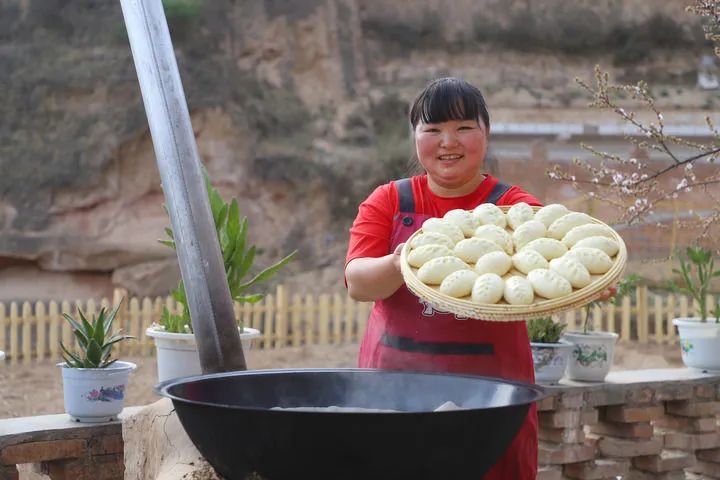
119, 0, 246, 373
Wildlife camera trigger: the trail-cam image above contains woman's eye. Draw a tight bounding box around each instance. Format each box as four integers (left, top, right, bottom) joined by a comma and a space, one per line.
459, 126, 474, 131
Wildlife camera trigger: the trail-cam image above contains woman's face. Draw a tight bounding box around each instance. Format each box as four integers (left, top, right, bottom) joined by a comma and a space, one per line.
414, 119, 488, 191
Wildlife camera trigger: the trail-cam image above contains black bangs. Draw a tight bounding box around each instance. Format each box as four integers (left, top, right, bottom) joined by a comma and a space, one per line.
409, 78, 490, 130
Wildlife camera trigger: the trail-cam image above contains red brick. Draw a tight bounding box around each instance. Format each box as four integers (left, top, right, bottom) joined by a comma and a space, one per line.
597, 435, 663, 457
89, 435, 123, 456
633, 449, 697, 472
538, 441, 596, 465
603, 405, 665, 423
695, 384, 716, 399
627, 388, 655, 405
537, 395, 558, 411
625, 469, 686, 480
538, 427, 585, 444
689, 460, 720, 478
537, 465, 562, 480
563, 458, 630, 479
665, 400, 720, 418
0, 465, 19, 480
656, 385, 694, 402
558, 392, 585, 409
697, 448, 720, 463
654, 415, 717, 433
586, 388, 626, 407
664, 432, 720, 451
45, 454, 123, 480
589, 421, 654, 439
0, 439, 86, 465
581, 408, 599, 425
539, 409, 582, 428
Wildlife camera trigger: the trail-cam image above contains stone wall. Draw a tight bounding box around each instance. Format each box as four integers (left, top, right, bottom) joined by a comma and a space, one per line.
538, 369, 720, 479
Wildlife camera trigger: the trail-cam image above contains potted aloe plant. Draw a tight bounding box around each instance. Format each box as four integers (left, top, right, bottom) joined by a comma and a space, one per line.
563, 275, 639, 382
528, 316, 573, 384
59, 302, 135, 423
671, 246, 720, 371
147, 176, 296, 381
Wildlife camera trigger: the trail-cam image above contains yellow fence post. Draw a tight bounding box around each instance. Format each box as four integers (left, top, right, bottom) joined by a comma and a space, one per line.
49, 301, 60, 361
637, 286, 648, 344
304, 294, 315, 346
36, 302, 47, 362
291, 294, 302, 347
0, 303, 5, 358
621, 296, 631, 341
344, 297, 356, 344
275, 286, 287, 349
21, 302, 32, 365
332, 293, 344, 345
319, 295, 330, 345
666, 295, 677, 343
653, 294, 663, 343
10, 302, 19, 365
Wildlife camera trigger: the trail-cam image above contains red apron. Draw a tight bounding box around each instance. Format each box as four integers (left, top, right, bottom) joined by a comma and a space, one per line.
357, 184, 538, 480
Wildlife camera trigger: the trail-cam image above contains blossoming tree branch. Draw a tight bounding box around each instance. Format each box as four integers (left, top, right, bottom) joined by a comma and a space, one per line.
548, 0, 720, 240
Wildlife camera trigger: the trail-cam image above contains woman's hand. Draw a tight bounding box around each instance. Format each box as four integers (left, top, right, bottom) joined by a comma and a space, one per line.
391, 243, 405, 272
597, 285, 617, 302
345, 246, 407, 302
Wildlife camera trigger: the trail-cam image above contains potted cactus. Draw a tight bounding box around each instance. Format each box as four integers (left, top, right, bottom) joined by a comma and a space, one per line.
671, 246, 720, 371
563, 275, 638, 382
58, 302, 135, 423
146, 175, 296, 381
528, 316, 573, 384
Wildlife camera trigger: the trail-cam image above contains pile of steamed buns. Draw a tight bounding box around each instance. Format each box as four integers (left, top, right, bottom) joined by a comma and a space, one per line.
407, 203, 620, 305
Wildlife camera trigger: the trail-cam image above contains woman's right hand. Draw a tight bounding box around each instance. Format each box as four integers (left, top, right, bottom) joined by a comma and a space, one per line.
392, 243, 405, 272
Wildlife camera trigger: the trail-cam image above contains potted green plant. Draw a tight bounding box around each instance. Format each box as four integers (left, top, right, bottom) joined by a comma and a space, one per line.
563, 274, 639, 382
670, 246, 720, 371
58, 302, 135, 423
528, 316, 573, 384
146, 176, 296, 381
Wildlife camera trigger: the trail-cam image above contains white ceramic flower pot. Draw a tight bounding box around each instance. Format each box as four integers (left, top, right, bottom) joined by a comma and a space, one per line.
562, 331, 618, 382
673, 317, 720, 372
530, 340, 574, 385
59, 360, 136, 423
146, 327, 262, 382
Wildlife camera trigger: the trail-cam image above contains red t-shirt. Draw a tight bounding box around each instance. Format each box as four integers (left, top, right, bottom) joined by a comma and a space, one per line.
346, 174, 542, 265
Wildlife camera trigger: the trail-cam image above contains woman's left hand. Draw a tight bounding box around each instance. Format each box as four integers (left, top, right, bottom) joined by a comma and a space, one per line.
597, 285, 617, 302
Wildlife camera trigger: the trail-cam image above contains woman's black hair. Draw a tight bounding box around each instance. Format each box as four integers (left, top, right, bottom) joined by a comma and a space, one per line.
409, 77, 490, 130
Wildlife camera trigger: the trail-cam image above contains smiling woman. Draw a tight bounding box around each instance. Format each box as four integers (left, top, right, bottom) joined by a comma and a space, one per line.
344, 77, 543, 480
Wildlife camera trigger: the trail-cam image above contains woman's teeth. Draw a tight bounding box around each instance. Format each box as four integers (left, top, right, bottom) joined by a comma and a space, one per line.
439, 154, 462, 160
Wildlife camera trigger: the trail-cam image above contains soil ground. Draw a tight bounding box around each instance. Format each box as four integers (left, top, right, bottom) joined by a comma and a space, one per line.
0, 341, 682, 419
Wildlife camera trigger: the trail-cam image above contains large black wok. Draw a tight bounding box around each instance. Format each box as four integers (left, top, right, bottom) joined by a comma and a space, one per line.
156, 368, 544, 480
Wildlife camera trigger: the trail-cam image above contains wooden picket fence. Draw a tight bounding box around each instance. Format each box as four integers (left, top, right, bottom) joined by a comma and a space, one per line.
0, 285, 716, 365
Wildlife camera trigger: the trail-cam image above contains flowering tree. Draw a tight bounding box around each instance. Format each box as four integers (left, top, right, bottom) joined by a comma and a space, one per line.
548, 1, 720, 241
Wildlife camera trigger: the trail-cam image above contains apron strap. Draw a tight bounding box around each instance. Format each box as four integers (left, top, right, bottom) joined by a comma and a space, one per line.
395, 178, 415, 213
486, 181, 512, 205
381, 334, 494, 355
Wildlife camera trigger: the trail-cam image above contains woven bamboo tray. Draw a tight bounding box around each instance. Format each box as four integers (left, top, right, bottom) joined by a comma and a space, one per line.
400, 206, 627, 321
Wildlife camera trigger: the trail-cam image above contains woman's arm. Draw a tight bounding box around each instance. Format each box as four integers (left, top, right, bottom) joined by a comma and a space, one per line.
345, 244, 405, 302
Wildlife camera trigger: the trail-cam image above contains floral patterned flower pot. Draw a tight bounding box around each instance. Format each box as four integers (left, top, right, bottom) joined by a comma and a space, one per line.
562, 331, 618, 382
530, 340, 574, 385
673, 317, 720, 372
58, 360, 136, 423
146, 327, 262, 382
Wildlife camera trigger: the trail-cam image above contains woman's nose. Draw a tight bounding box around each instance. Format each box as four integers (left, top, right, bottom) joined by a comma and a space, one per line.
440, 132, 458, 147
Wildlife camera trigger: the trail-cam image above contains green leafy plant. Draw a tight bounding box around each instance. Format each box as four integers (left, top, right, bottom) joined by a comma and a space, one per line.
60, 302, 134, 368
527, 316, 567, 344
669, 246, 720, 323
158, 176, 297, 333
582, 274, 640, 334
